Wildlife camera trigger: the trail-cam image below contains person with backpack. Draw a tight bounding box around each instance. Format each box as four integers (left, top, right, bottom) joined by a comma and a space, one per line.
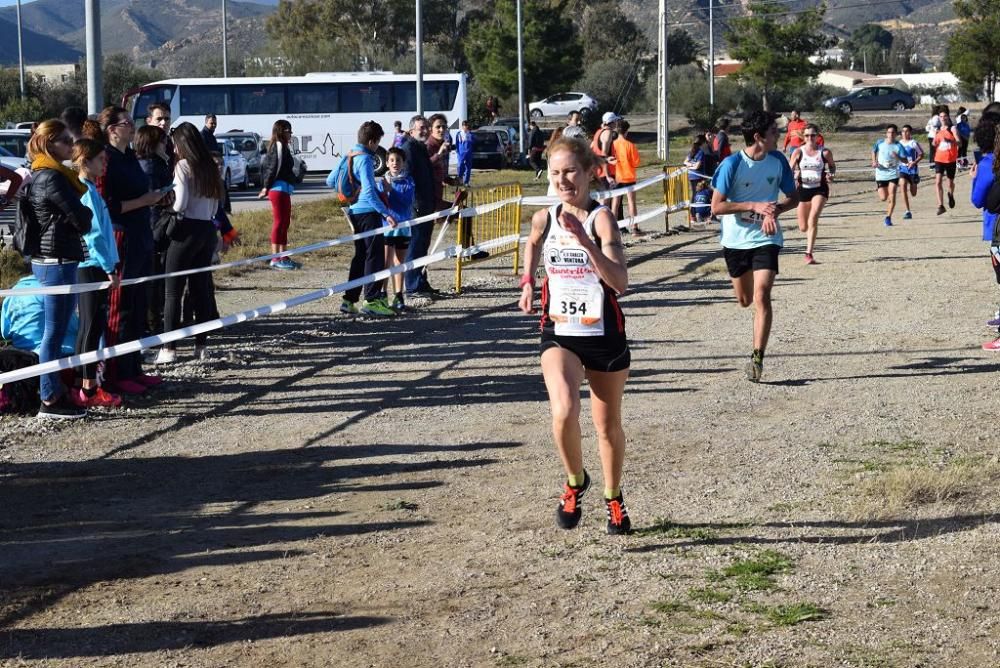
24, 119, 93, 419
338, 121, 398, 317
258, 119, 298, 270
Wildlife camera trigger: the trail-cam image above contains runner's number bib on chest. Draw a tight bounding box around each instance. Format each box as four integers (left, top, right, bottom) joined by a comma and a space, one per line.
543, 205, 607, 336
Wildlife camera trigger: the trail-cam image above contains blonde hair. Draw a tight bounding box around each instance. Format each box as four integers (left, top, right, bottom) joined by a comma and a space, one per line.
545, 136, 597, 171
27, 119, 68, 162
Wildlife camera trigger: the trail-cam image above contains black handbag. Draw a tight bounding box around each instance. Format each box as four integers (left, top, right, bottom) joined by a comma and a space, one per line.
152, 207, 179, 252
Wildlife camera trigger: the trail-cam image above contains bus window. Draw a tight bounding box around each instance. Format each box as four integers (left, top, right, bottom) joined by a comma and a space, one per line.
233, 85, 286, 114
424, 81, 459, 111
181, 86, 231, 116
392, 83, 417, 112
133, 85, 175, 122
340, 83, 391, 113
287, 83, 339, 114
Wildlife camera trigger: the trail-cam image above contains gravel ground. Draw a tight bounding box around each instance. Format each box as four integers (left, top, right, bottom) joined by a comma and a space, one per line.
1, 171, 999, 668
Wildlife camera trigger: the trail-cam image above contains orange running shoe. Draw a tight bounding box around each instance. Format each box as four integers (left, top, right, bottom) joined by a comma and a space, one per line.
556, 470, 590, 529
605, 493, 632, 535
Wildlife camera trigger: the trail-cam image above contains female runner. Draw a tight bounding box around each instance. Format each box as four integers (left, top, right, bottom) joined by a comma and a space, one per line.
518, 136, 632, 535
789, 123, 835, 264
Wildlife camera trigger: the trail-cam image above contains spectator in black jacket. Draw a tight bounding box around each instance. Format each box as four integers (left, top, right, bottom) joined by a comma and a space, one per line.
136, 125, 173, 334
400, 115, 437, 297
257, 119, 299, 270
200, 114, 217, 151
527, 121, 546, 178
98, 105, 165, 395
25, 119, 93, 419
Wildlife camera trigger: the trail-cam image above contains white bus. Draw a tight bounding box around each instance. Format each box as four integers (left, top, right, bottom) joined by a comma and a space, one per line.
123, 72, 467, 172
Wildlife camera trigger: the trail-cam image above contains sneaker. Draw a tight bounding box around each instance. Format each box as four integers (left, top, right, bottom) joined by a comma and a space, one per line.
134, 373, 162, 387
745, 351, 763, 383
903, 210, 912, 220
360, 297, 396, 317
937, 205, 946, 215
605, 493, 632, 535
271, 258, 295, 270
286, 257, 302, 269
804, 253, 816, 265
883, 216, 893, 227
556, 470, 590, 529
340, 299, 358, 315
37, 394, 87, 420
948, 192, 955, 209
89, 387, 123, 408
155, 348, 177, 364
987, 316, 1000, 327
983, 337, 1000, 351
391, 295, 406, 312
470, 250, 490, 260
109, 379, 147, 395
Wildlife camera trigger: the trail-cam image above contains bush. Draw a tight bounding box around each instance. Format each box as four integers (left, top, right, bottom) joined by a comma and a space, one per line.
663, 64, 742, 129
811, 107, 851, 134
0, 247, 29, 291
0, 97, 45, 127
573, 57, 649, 118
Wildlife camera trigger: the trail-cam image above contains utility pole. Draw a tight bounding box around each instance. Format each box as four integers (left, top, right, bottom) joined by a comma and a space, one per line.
708, 0, 715, 109
516, 0, 526, 159
222, 0, 229, 77
415, 0, 423, 114
657, 0, 670, 161
84, 0, 102, 114
16, 0, 25, 100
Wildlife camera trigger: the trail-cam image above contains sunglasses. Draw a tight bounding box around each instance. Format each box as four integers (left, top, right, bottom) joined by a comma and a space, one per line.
112, 118, 135, 128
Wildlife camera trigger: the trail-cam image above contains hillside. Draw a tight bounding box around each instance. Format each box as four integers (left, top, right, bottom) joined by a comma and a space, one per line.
0, 0, 272, 67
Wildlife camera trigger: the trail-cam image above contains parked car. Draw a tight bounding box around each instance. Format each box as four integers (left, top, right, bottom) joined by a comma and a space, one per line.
822, 86, 916, 113
477, 125, 517, 165
0, 129, 30, 162
217, 131, 264, 188
214, 138, 249, 190
528, 92, 598, 119
0, 146, 27, 172
470, 131, 508, 170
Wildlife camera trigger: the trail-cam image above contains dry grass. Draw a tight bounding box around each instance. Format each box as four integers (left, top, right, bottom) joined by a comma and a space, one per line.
851, 458, 1000, 520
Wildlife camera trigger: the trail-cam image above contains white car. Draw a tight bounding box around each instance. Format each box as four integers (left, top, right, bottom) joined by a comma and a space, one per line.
528, 92, 598, 119
214, 138, 249, 190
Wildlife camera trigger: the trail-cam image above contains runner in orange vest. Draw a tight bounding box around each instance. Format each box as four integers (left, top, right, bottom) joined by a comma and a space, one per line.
932, 110, 959, 215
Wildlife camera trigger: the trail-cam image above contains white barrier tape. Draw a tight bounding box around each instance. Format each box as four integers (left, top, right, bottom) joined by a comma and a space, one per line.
0, 229, 519, 387
522, 171, 672, 207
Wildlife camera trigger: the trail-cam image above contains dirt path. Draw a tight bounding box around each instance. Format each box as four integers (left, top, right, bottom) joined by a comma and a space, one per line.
2, 177, 999, 668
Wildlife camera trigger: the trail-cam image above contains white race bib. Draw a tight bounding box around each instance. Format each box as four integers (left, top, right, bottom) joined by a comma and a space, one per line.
549, 282, 604, 329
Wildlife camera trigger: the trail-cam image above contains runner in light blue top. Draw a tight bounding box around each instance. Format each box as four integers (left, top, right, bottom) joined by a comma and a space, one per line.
710, 110, 799, 383
871, 124, 903, 226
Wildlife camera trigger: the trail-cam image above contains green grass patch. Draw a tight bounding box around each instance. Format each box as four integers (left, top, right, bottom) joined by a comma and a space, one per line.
721, 549, 794, 589
649, 599, 692, 615
379, 499, 418, 511
764, 602, 828, 626
687, 586, 733, 604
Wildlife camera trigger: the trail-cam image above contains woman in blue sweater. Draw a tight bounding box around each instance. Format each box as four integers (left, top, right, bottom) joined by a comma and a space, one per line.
71, 138, 123, 408
340, 121, 398, 318
969, 112, 1000, 350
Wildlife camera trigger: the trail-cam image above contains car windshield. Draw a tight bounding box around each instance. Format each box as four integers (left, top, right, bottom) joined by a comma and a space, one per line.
0, 146, 13, 157
473, 133, 500, 150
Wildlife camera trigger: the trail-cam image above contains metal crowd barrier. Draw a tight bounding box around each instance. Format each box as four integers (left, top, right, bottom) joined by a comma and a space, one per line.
454, 182, 522, 294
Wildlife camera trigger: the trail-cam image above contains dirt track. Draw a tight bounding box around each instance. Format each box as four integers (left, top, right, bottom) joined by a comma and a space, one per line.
2, 172, 1000, 668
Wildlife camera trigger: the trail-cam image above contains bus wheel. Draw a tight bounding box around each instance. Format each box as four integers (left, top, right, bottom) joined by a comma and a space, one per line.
373, 146, 388, 177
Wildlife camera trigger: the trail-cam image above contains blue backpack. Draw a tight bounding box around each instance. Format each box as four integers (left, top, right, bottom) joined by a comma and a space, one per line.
326, 151, 362, 205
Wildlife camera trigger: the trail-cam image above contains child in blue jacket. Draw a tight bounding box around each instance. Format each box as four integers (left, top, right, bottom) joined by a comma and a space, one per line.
379, 147, 415, 312
455, 120, 474, 185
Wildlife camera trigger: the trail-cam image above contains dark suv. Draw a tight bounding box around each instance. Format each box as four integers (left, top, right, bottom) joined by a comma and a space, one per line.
822, 87, 916, 114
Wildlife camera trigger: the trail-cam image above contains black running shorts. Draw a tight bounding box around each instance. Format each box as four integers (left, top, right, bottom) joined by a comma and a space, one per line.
797, 184, 829, 200
900, 171, 920, 185
723, 244, 780, 278
934, 161, 957, 179
875, 178, 899, 189
540, 331, 630, 373
385, 236, 410, 249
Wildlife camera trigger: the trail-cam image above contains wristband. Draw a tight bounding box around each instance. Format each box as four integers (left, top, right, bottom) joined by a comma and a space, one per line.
519, 274, 535, 289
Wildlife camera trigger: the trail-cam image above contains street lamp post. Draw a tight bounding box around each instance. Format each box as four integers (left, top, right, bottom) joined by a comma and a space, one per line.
16, 0, 25, 100
84, 0, 102, 114
222, 0, 229, 77
416, 0, 423, 114
516, 0, 525, 159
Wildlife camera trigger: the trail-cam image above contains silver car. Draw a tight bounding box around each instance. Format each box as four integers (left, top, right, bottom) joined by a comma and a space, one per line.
215, 139, 249, 190
217, 131, 264, 188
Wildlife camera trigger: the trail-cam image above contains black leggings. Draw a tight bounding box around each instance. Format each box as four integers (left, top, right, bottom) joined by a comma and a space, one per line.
345, 211, 386, 303
75, 265, 110, 381
163, 219, 218, 350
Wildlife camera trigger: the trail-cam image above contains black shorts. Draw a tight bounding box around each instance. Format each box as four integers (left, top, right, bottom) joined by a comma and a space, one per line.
934, 161, 957, 179
723, 244, 780, 278
797, 184, 829, 200
385, 236, 410, 249
540, 330, 630, 373
876, 178, 899, 189
900, 171, 920, 185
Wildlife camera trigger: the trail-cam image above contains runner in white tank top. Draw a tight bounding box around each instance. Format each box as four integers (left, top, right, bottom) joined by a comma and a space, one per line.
518, 135, 633, 535
789, 123, 836, 264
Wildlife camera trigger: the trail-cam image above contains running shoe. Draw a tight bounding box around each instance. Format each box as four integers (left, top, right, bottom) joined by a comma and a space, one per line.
271, 258, 295, 270
37, 395, 87, 420
154, 348, 177, 364
556, 470, 590, 529
883, 217, 893, 227
340, 299, 358, 315
948, 192, 956, 209
361, 298, 396, 317
903, 210, 912, 220
470, 250, 490, 260
983, 337, 1000, 351
286, 257, 302, 269
745, 351, 763, 383
804, 253, 816, 265
987, 316, 1000, 327
937, 205, 946, 215
605, 493, 632, 535
88, 387, 123, 408
391, 295, 406, 312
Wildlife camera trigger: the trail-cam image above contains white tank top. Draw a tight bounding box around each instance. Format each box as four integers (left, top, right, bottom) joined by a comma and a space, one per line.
542, 204, 608, 337
798, 148, 825, 188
